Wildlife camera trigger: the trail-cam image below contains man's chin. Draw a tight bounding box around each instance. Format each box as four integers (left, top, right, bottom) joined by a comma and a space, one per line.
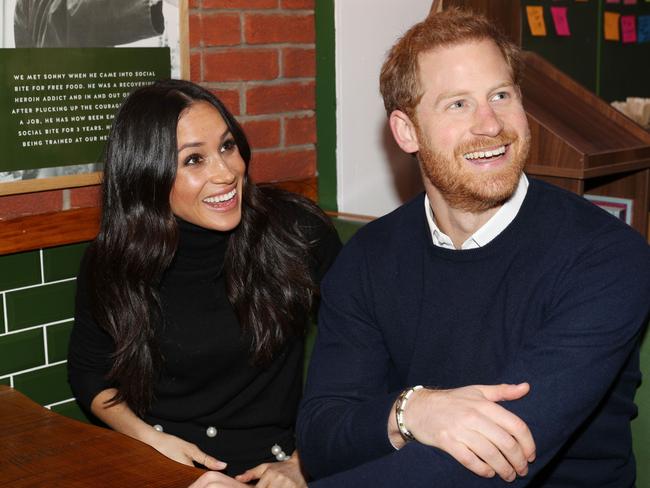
446, 171, 522, 212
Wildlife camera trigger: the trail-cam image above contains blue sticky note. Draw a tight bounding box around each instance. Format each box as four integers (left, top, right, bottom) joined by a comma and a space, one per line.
639, 15, 650, 42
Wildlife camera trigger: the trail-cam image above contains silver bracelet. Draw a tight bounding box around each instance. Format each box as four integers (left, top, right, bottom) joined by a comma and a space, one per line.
395, 385, 423, 442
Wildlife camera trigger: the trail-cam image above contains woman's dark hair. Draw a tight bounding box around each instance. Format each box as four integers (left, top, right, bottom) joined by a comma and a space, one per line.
89, 79, 325, 415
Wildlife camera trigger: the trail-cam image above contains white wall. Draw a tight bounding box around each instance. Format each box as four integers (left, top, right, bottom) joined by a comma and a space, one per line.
335, 0, 430, 217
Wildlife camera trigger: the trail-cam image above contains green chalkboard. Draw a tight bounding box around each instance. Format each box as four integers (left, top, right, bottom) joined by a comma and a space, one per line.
0, 47, 170, 175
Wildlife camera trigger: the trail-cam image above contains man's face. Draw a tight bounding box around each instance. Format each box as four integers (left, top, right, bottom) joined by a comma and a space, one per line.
412, 39, 530, 212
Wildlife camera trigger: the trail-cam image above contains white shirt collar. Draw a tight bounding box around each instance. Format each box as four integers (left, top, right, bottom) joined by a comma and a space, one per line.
424, 174, 529, 250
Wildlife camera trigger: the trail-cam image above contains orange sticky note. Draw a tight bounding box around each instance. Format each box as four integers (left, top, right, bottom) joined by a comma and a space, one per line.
604, 12, 621, 41
526, 6, 547, 36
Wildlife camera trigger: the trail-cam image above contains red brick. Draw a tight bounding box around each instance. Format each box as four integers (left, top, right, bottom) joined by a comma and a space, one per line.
203, 0, 277, 8
285, 114, 315, 146
244, 14, 314, 44
189, 0, 201, 7
281, 0, 314, 9
0, 190, 62, 220
204, 49, 278, 82
210, 88, 241, 115
201, 13, 241, 47
249, 148, 316, 183
70, 185, 100, 208
190, 52, 201, 82
246, 81, 314, 114
241, 118, 281, 149
189, 14, 201, 48
283, 47, 315, 78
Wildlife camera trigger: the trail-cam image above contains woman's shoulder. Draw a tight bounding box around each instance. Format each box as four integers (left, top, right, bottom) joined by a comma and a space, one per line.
259, 186, 342, 280
260, 187, 334, 240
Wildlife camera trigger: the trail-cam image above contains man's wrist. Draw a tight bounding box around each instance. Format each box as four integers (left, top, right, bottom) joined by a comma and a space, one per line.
395, 385, 423, 442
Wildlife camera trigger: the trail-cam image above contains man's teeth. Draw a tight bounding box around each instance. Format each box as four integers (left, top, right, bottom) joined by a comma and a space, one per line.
203, 189, 236, 203
463, 145, 506, 160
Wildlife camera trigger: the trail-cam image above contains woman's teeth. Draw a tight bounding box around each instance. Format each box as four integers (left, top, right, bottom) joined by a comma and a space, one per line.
203, 189, 236, 203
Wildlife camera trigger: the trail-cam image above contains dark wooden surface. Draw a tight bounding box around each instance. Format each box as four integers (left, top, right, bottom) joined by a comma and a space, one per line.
0, 386, 203, 488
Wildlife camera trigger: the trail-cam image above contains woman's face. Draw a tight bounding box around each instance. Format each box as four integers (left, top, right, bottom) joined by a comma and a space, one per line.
170, 101, 246, 232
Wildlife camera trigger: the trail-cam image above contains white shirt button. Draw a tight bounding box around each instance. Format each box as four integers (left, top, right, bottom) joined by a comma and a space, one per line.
206, 426, 218, 438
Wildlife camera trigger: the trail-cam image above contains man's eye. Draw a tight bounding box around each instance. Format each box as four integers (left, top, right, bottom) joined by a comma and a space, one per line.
491, 92, 509, 102
448, 100, 465, 110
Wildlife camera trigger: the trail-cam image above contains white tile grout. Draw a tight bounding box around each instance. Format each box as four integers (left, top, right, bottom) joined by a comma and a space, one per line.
2, 318, 74, 336
1, 359, 67, 378
39, 249, 45, 284
43, 326, 49, 364
1, 276, 76, 294
1, 293, 6, 335
45, 397, 76, 409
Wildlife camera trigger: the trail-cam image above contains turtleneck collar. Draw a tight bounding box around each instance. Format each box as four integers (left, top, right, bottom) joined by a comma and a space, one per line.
167, 218, 230, 280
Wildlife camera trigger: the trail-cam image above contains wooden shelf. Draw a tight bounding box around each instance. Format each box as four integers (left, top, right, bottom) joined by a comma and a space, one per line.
520, 51, 650, 235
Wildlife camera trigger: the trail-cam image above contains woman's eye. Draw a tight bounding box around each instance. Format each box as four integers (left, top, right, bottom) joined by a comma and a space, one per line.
448, 100, 465, 110
491, 91, 509, 102
184, 154, 202, 166
220, 138, 237, 154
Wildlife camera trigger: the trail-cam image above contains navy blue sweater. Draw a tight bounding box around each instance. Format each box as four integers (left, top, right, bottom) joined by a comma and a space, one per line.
298, 178, 650, 487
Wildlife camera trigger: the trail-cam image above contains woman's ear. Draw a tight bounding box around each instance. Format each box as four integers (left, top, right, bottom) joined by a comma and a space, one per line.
388, 110, 420, 154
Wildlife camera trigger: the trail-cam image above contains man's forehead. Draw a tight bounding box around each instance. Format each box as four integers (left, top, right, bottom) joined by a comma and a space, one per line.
415, 39, 513, 88
416, 38, 504, 67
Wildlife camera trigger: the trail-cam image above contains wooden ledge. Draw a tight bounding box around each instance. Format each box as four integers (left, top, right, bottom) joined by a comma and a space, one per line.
0, 177, 322, 256
0, 207, 100, 256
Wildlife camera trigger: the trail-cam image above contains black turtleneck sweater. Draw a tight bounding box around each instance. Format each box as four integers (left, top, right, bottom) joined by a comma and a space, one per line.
68, 202, 341, 475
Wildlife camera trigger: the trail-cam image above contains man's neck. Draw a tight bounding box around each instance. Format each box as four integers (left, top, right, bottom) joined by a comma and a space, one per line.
424, 183, 501, 249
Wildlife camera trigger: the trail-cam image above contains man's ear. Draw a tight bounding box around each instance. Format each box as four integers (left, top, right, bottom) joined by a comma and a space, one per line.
389, 110, 420, 154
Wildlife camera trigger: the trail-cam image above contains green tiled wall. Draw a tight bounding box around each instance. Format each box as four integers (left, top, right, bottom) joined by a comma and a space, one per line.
47, 320, 74, 363
5, 280, 76, 331
0, 242, 88, 421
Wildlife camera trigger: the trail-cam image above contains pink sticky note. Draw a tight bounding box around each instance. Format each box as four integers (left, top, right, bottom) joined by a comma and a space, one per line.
551, 6, 571, 36
606, 0, 620, 3
623, 0, 637, 4
621, 15, 637, 43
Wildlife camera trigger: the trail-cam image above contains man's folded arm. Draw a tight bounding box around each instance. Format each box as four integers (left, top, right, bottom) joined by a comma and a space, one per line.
300, 227, 650, 486
298, 236, 400, 478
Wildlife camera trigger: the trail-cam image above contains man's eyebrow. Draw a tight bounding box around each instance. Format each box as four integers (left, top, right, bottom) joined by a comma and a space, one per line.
433, 81, 516, 106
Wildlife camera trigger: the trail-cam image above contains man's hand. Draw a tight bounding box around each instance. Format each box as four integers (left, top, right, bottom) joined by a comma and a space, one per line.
148, 430, 227, 471
235, 453, 307, 488
188, 471, 247, 488
389, 383, 535, 482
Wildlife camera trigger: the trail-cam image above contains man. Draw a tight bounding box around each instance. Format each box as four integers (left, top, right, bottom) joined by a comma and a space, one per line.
296, 7, 650, 487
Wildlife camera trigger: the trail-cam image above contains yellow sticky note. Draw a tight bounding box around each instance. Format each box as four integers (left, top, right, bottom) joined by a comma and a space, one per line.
526, 6, 547, 36
604, 12, 621, 41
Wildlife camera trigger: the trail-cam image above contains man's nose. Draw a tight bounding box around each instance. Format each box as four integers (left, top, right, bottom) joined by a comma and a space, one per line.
471, 104, 503, 137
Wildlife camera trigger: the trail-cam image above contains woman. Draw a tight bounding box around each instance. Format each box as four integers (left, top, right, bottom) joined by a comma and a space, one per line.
68, 79, 341, 487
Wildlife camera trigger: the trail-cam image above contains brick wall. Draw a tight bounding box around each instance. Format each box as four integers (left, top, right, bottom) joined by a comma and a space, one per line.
0, 0, 316, 220
190, 0, 317, 183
